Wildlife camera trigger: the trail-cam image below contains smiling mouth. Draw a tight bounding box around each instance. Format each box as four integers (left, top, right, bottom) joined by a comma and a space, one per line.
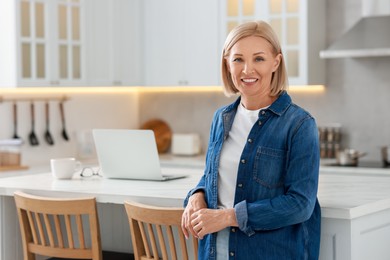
241, 78, 258, 83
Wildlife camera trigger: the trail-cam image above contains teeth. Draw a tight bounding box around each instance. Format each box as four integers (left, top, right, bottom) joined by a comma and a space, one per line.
242, 78, 257, 83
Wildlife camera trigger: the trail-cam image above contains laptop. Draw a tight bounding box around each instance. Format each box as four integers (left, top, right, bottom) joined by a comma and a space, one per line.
92, 129, 187, 181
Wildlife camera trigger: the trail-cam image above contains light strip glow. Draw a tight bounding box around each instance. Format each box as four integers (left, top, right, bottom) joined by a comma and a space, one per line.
288, 85, 325, 93
0, 85, 325, 97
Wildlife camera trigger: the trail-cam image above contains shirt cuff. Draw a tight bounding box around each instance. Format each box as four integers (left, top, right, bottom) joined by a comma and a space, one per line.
183, 187, 205, 207
235, 200, 255, 236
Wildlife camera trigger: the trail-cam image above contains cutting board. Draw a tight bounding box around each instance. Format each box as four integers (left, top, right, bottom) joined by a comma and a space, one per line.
140, 119, 172, 153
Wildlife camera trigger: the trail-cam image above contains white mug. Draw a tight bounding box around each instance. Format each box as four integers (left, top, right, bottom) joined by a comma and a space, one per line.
50, 158, 82, 179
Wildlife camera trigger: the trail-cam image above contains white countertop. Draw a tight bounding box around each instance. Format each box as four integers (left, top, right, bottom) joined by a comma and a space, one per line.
0, 167, 203, 207
1, 156, 390, 220
318, 171, 390, 219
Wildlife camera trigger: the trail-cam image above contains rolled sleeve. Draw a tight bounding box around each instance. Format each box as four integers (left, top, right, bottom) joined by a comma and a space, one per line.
235, 200, 255, 236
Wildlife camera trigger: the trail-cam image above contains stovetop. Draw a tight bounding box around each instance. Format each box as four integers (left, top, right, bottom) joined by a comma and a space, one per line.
324, 161, 390, 169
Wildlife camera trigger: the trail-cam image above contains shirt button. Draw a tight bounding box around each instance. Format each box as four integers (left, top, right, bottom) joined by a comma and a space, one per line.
248, 138, 253, 143
231, 227, 236, 232
258, 121, 262, 125
230, 252, 235, 257
241, 159, 246, 164
238, 183, 243, 188
261, 110, 266, 115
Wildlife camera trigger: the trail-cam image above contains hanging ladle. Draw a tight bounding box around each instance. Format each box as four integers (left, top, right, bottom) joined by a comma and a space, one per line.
44, 102, 54, 145
29, 102, 39, 146
12, 102, 21, 140
59, 101, 69, 141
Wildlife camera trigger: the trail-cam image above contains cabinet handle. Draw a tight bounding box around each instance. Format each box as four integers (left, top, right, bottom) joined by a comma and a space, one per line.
113, 80, 122, 86
178, 80, 188, 85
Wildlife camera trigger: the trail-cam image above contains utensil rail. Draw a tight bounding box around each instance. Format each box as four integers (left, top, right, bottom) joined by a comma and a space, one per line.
0, 95, 70, 103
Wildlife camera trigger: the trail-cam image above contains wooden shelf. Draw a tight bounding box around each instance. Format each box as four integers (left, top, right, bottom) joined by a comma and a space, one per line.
0, 166, 29, 172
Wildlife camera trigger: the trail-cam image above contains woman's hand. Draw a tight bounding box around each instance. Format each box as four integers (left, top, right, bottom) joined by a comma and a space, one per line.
181, 191, 207, 239
190, 208, 238, 239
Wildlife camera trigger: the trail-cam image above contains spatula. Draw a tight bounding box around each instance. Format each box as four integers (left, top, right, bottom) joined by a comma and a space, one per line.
44, 102, 54, 145
29, 102, 39, 146
59, 101, 69, 141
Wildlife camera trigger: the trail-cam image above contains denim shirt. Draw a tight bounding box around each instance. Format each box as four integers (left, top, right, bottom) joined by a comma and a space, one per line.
184, 92, 321, 260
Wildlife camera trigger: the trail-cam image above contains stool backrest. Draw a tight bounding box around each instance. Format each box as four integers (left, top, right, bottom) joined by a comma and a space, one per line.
124, 201, 198, 260
14, 191, 102, 260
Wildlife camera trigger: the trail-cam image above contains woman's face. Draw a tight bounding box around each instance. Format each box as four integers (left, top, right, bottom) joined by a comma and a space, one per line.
226, 35, 281, 99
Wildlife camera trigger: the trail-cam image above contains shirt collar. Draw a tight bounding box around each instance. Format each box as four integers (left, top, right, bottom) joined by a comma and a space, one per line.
223, 91, 291, 117
268, 91, 291, 116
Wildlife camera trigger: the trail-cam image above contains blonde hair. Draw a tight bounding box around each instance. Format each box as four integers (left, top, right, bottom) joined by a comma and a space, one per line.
221, 20, 288, 97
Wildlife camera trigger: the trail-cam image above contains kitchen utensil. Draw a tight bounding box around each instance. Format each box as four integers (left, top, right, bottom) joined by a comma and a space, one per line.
44, 102, 54, 145
381, 146, 390, 166
12, 102, 20, 140
59, 101, 69, 141
336, 149, 366, 166
29, 102, 39, 146
140, 119, 172, 153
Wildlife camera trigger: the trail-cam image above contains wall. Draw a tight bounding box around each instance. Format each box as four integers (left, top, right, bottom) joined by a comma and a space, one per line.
0, 91, 139, 166
310, 0, 390, 161
139, 91, 236, 153
139, 0, 390, 162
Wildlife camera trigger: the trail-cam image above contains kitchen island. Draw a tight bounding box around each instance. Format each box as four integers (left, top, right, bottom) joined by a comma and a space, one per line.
1, 163, 390, 260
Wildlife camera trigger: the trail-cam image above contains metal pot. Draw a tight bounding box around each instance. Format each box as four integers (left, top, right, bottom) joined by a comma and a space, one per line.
381, 146, 390, 166
336, 149, 366, 166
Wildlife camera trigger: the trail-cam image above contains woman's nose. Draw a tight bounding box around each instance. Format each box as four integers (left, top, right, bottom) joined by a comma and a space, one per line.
242, 63, 254, 75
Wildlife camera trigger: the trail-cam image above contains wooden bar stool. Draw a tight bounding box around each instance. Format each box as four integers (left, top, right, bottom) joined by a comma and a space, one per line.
124, 201, 198, 260
14, 191, 103, 260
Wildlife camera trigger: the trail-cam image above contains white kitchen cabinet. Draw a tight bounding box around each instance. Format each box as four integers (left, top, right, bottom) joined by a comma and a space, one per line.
0, 0, 84, 87
220, 0, 326, 86
84, 0, 142, 86
142, 0, 220, 86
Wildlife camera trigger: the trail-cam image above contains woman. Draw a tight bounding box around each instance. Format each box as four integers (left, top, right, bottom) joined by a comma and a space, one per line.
181, 21, 321, 259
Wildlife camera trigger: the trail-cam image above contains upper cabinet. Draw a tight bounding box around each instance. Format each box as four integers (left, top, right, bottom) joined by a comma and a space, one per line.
0, 0, 141, 87
0, 0, 84, 87
142, 0, 220, 86
84, 0, 142, 86
220, 0, 325, 86
1, 0, 325, 88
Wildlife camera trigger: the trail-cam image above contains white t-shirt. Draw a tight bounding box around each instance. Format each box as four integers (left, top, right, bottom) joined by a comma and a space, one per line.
217, 103, 262, 209
216, 103, 267, 259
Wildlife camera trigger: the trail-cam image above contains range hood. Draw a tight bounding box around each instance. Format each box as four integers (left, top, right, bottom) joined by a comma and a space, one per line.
320, 0, 390, 58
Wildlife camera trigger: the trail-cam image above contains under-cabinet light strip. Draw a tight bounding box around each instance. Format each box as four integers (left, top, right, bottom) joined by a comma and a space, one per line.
0, 85, 325, 95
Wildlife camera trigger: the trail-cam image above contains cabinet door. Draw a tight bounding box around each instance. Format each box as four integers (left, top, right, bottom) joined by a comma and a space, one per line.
143, 0, 220, 86
142, 0, 184, 86
109, 0, 142, 86
84, 0, 141, 86
51, 0, 84, 86
182, 0, 220, 86
18, 0, 50, 86
266, 0, 304, 85
220, 0, 324, 86
15, 0, 84, 87
84, 0, 111, 85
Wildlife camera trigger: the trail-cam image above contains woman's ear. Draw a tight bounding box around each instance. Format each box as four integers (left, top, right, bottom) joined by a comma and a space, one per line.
272, 53, 282, 72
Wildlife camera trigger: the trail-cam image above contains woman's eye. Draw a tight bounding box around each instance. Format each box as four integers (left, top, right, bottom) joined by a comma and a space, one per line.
255, 56, 265, 62
232, 57, 242, 62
